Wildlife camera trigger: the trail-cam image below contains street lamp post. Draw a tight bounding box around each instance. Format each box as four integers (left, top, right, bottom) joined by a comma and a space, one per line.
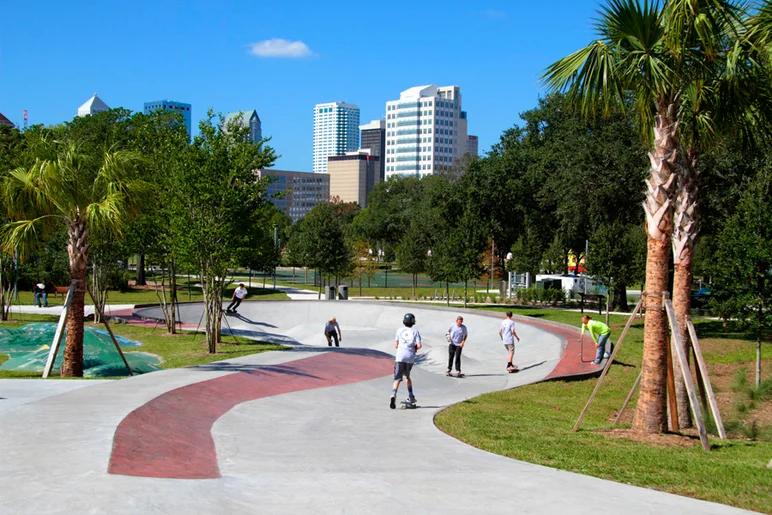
273, 223, 278, 290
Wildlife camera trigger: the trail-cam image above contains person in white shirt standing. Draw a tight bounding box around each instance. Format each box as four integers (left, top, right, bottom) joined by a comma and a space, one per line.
226, 283, 248, 313
498, 311, 520, 372
390, 313, 422, 409
445, 316, 468, 377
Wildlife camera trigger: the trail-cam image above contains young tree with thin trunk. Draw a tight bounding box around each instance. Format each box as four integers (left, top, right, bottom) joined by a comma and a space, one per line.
169, 111, 276, 353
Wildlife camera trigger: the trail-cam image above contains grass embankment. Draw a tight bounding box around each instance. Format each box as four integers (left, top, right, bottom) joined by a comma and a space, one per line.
0, 313, 286, 379
13, 284, 289, 307
435, 306, 772, 514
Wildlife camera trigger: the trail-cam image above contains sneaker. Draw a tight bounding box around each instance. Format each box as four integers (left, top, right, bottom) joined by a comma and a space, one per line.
603, 352, 611, 359
389, 396, 396, 409
407, 397, 416, 404
592, 359, 601, 365
446, 370, 452, 376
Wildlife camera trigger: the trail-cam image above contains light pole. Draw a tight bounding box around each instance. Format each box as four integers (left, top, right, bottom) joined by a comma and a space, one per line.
273, 223, 278, 290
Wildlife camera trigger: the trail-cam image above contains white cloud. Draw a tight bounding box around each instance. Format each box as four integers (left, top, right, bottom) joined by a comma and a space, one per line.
248, 39, 314, 58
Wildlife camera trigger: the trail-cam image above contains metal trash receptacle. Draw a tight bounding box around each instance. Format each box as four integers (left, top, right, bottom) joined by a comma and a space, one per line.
338, 285, 349, 300
325, 285, 336, 300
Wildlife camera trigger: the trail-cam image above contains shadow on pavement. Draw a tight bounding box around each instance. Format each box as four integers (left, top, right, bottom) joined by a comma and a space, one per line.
517, 360, 546, 372
192, 361, 323, 380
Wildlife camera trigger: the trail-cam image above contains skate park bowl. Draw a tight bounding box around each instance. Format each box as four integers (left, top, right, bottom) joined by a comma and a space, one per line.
134, 300, 570, 383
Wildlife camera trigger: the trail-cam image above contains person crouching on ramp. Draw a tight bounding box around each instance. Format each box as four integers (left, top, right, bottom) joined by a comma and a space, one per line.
324, 317, 342, 347
390, 313, 422, 409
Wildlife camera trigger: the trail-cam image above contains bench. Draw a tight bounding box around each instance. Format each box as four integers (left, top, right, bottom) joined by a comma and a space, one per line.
53, 286, 70, 298
578, 293, 606, 314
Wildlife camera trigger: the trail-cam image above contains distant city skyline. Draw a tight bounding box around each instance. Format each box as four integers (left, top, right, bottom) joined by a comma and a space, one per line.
1, 1, 605, 171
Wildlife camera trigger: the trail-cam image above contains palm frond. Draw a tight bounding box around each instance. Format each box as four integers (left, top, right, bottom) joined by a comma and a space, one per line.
0, 216, 58, 261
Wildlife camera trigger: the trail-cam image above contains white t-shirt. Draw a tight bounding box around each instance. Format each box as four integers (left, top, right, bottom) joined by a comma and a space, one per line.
500, 319, 516, 344
234, 287, 248, 299
395, 326, 422, 363
447, 324, 467, 346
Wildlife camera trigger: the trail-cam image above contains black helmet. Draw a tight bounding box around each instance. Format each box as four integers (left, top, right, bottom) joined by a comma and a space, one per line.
403, 313, 416, 326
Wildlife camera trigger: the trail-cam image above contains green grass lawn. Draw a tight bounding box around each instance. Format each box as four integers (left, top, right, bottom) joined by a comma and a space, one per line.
436, 306, 772, 513
12, 285, 289, 307
0, 313, 286, 378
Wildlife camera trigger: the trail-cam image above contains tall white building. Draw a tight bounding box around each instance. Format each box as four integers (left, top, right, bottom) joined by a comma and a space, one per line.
313, 102, 360, 174
383, 85, 468, 179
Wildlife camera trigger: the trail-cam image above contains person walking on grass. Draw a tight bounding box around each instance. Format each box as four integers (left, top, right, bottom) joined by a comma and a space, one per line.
324, 317, 342, 347
580, 315, 612, 365
226, 283, 247, 313
446, 316, 467, 377
390, 313, 422, 409
499, 311, 520, 372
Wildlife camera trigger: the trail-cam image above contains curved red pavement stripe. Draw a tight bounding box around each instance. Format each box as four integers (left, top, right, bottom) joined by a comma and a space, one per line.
511, 317, 604, 380
108, 351, 393, 479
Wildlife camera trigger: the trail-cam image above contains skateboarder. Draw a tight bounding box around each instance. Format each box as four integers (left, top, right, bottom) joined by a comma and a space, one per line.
446, 316, 467, 377
390, 313, 422, 409
498, 311, 520, 372
225, 283, 247, 313
580, 315, 612, 365
324, 317, 342, 347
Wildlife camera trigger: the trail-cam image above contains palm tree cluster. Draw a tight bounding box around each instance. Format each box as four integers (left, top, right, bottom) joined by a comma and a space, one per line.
543, 0, 772, 433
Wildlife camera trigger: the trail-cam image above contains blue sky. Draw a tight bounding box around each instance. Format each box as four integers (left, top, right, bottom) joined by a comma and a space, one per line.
1, 0, 602, 171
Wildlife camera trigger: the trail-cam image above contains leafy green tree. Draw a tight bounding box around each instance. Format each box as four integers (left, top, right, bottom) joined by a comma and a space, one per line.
709, 168, 772, 388
586, 221, 647, 311
169, 111, 276, 353
292, 202, 352, 297
0, 138, 148, 376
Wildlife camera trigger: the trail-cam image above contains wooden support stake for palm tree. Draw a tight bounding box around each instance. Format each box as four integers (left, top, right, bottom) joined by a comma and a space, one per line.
43, 281, 76, 378
687, 320, 726, 439
87, 288, 133, 376
664, 298, 710, 451
614, 371, 641, 425
667, 332, 680, 432
573, 298, 642, 432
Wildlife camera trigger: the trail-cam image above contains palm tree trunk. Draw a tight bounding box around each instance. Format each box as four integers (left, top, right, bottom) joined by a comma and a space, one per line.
671, 147, 700, 428
62, 220, 89, 377
633, 104, 679, 434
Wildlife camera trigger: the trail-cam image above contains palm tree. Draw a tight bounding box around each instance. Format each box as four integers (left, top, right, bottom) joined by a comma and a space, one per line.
542, 0, 745, 433
670, 3, 772, 427
1, 139, 147, 376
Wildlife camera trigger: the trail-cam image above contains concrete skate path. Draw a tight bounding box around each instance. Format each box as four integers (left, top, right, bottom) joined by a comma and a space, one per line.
0, 301, 751, 514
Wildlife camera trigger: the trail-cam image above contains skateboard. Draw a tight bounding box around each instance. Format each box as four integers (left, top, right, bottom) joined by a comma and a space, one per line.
507, 366, 519, 374
446, 371, 464, 378
224, 310, 238, 316
400, 400, 417, 409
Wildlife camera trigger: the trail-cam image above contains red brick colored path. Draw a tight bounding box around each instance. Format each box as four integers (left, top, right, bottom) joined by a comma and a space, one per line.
510, 317, 604, 380
108, 351, 393, 479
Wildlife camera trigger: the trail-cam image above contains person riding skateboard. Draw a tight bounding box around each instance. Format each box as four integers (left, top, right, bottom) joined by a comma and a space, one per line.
499, 311, 520, 372
446, 316, 467, 377
324, 317, 342, 347
390, 313, 422, 409
225, 283, 247, 313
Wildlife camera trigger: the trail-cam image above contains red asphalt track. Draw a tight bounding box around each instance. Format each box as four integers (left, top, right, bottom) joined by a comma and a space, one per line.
108, 351, 394, 479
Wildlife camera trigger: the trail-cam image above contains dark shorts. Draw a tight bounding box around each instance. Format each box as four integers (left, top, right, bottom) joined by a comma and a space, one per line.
393, 361, 414, 380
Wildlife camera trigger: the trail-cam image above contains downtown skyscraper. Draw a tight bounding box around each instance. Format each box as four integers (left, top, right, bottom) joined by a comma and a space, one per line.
383, 85, 469, 179
313, 102, 360, 174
